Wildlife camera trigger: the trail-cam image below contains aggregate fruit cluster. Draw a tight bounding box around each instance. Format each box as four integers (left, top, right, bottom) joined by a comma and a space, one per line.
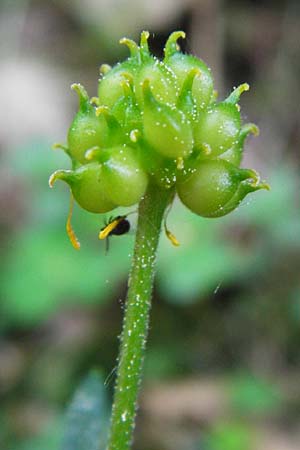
50, 31, 268, 221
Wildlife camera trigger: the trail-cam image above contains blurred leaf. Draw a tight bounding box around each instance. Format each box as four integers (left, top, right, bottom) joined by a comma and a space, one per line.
5, 138, 70, 182
289, 286, 300, 323
62, 371, 110, 450
233, 165, 300, 246
229, 373, 281, 416
1, 225, 131, 325
157, 208, 256, 303
144, 346, 180, 379
9, 419, 62, 450
201, 422, 253, 450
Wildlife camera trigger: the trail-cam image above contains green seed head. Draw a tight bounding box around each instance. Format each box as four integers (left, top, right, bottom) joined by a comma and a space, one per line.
50, 30, 268, 236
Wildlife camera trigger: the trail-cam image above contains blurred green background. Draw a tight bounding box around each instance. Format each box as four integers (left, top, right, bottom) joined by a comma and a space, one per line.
1, 0, 300, 449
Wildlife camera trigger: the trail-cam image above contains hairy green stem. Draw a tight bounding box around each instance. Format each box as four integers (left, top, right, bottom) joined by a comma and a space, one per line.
106, 182, 172, 450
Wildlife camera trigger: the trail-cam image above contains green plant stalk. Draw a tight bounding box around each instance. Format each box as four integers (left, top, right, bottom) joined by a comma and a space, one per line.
106, 181, 173, 450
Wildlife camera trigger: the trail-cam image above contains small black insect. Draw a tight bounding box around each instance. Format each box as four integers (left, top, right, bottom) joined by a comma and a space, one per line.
99, 215, 130, 253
